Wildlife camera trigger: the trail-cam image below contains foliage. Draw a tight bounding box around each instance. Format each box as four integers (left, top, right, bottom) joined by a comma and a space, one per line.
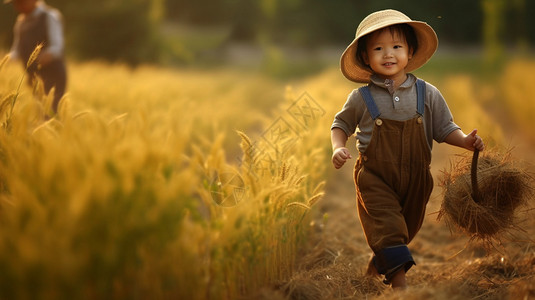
0, 0, 534, 65
59, 0, 162, 64
482, 0, 506, 64
162, 0, 485, 46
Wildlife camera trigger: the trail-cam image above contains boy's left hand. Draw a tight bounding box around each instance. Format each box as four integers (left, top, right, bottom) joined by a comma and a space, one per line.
466, 129, 485, 151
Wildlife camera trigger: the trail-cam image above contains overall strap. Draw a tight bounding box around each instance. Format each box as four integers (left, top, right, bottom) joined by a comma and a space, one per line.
416, 79, 426, 116
360, 79, 426, 119
359, 85, 381, 120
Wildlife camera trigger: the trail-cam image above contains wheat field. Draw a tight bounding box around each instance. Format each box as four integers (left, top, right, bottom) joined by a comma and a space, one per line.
0, 52, 534, 299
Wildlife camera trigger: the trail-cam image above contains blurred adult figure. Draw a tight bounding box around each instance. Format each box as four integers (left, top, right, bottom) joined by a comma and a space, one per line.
6, 0, 67, 115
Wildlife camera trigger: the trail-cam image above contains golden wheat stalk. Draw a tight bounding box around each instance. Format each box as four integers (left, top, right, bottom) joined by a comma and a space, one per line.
308, 192, 324, 206
312, 181, 326, 196
279, 162, 289, 182
0, 54, 9, 70
237, 130, 256, 169
295, 175, 306, 186
236, 130, 252, 148
107, 113, 129, 126
4, 45, 44, 123
72, 110, 92, 120
27, 44, 43, 69
31, 118, 60, 137
0, 94, 15, 117
286, 202, 310, 210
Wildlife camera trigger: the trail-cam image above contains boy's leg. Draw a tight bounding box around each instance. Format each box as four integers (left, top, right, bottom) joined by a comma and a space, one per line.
401, 166, 434, 243
355, 166, 409, 250
390, 269, 407, 289
355, 162, 415, 282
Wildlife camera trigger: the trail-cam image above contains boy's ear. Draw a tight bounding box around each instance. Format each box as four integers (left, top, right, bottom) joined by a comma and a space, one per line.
408, 48, 414, 60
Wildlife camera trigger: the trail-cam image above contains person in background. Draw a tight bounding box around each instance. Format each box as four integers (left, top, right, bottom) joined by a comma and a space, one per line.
6, 0, 67, 115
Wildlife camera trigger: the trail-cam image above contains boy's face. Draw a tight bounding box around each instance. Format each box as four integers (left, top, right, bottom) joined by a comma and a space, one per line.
363, 29, 413, 83
12, 0, 38, 14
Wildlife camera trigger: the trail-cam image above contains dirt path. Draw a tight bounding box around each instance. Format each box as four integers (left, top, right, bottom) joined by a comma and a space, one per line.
281, 139, 535, 299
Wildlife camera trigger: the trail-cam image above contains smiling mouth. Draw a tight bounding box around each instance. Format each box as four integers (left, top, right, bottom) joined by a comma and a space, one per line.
383, 62, 396, 66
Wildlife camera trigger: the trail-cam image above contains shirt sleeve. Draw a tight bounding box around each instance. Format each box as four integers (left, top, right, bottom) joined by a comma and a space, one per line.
45, 8, 64, 59
427, 83, 460, 143
331, 89, 361, 137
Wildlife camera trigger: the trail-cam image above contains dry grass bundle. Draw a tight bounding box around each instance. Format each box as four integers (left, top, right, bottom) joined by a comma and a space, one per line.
438, 149, 534, 241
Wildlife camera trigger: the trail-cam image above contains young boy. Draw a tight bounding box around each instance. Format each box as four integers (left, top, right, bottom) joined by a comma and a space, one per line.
6, 0, 67, 115
330, 9, 485, 289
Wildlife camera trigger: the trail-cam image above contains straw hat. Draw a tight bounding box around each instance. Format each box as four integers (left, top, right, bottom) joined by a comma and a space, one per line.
341, 9, 438, 83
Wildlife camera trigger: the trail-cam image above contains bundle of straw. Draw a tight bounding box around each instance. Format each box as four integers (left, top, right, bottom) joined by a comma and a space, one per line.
438, 149, 534, 240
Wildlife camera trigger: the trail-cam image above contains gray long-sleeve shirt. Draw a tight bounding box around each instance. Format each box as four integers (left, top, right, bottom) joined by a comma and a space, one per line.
331, 74, 460, 153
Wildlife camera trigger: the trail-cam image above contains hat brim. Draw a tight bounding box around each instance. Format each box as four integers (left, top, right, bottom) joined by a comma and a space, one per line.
4, 0, 12, 4
341, 20, 438, 83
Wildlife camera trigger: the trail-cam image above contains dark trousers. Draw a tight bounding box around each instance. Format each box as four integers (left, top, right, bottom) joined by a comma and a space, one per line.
28, 59, 67, 114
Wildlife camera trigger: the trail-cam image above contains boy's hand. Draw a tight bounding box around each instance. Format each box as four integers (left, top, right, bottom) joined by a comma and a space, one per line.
466, 129, 485, 151
444, 128, 485, 151
332, 147, 352, 169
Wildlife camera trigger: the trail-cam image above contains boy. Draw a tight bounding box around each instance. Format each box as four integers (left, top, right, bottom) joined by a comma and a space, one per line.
330, 9, 484, 289
6, 0, 67, 115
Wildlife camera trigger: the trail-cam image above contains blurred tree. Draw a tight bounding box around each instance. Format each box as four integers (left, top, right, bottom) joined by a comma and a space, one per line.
165, 0, 228, 24
216, 0, 485, 47
481, 0, 506, 63
222, 0, 365, 47
510, 0, 527, 52
226, 0, 261, 42
60, 0, 162, 65
2, 0, 535, 64
265, 0, 362, 47
150, 0, 164, 23
424, 0, 482, 45
526, 0, 535, 49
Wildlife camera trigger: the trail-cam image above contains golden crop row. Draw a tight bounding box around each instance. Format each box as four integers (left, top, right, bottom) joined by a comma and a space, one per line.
0, 56, 329, 299
1, 52, 530, 299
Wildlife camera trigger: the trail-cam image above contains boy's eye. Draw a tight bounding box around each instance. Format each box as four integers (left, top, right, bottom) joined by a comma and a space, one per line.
393, 45, 402, 49
374, 47, 382, 51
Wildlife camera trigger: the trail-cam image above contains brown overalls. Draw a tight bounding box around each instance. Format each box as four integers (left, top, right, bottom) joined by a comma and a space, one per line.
354, 79, 433, 282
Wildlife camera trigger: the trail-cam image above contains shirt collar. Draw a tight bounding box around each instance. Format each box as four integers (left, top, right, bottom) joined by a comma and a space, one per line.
370, 74, 416, 90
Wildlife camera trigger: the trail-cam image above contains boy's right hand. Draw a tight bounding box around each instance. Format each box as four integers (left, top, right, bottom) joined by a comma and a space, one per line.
332, 147, 352, 169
